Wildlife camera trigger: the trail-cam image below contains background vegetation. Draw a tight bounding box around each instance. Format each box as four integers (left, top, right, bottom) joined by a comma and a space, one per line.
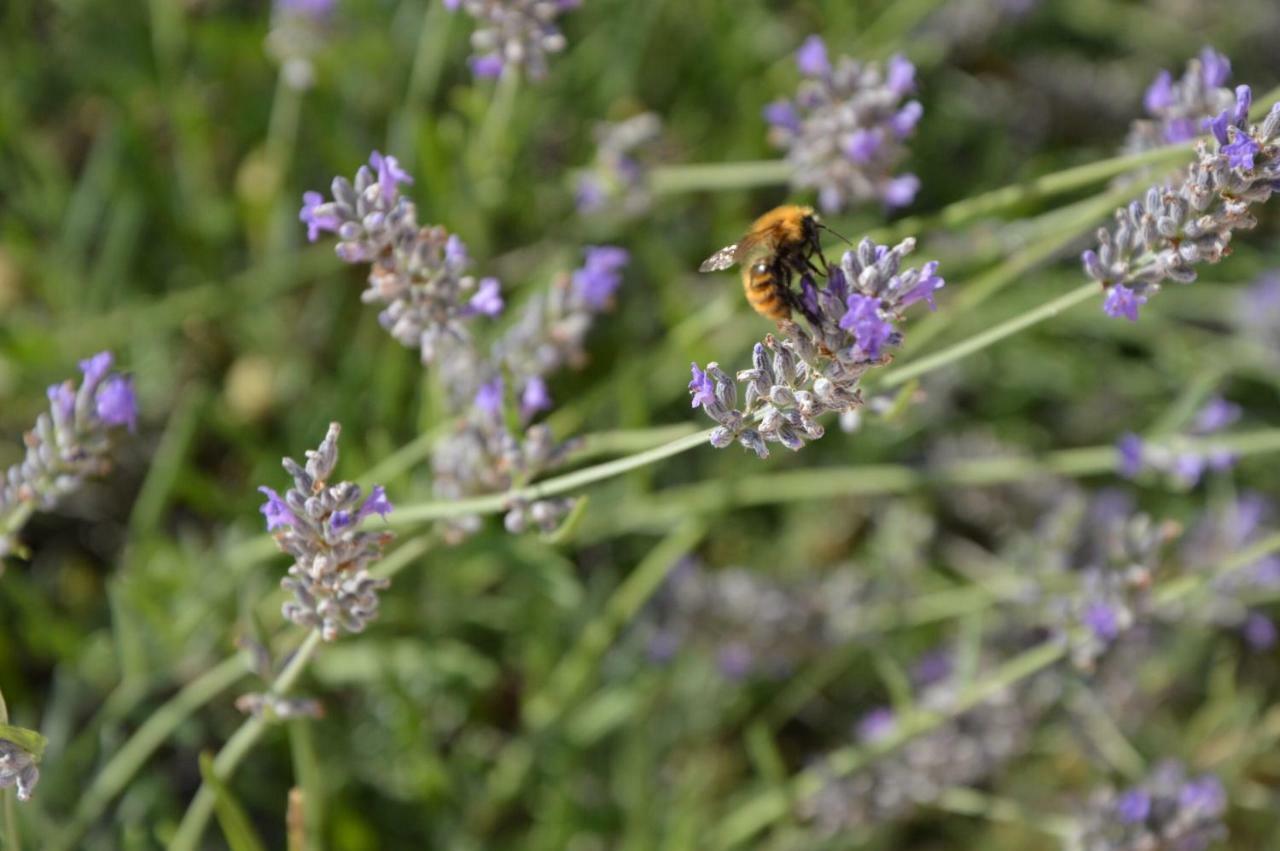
2, 0, 1280, 847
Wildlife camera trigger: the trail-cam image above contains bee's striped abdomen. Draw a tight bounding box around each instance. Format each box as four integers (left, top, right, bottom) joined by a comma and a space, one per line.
742, 262, 791, 321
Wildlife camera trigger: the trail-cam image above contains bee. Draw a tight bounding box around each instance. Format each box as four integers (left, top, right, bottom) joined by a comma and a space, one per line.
699, 204, 828, 321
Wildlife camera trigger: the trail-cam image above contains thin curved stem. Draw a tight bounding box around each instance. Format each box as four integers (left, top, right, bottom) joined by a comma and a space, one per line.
587, 429, 1280, 537
49, 656, 248, 851
391, 429, 713, 525
879, 282, 1098, 387
168, 631, 324, 851
650, 160, 792, 195
0, 687, 19, 851
709, 532, 1280, 849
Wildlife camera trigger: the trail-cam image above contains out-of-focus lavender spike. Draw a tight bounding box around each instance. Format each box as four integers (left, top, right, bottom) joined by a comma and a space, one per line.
446, 0, 577, 81
766, 36, 923, 212
0, 352, 138, 559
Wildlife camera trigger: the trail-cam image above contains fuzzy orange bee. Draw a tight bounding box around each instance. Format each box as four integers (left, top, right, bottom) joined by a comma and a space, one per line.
699, 204, 828, 321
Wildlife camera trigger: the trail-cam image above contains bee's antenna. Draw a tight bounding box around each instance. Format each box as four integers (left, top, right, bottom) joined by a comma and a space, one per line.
818, 222, 854, 246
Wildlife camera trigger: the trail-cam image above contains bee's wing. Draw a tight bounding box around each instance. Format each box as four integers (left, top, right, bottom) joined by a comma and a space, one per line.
699, 243, 740, 272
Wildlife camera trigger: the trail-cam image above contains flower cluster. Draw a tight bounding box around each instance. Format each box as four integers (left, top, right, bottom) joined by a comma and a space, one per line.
1125, 48, 1234, 151
1002, 491, 1178, 671
1234, 271, 1280, 361
643, 562, 866, 680
444, 0, 578, 80
299, 152, 503, 364
800, 650, 1051, 834
689, 236, 943, 457
0, 352, 137, 559
1083, 85, 1280, 320
265, 0, 336, 90
1116, 397, 1240, 487
575, 112, 663, 217
431, 246, 628, 539
764, 36, 922, 212
1177, 493, 1280, 649
259, 423, 394, 641
1071, 762, 1227, 851
0, 737, 40, 802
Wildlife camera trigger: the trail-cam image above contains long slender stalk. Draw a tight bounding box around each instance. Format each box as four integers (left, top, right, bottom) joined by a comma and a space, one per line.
587, 429, 1280, 537
168, 631, 324, 851
391, 429, 713, 524
0, 687, 19, 851
387, 0, 451, 162
650, 161, 792, 195
49, 656, 248, 851
710, 532, 1280, 849
879, 282, 1098, 387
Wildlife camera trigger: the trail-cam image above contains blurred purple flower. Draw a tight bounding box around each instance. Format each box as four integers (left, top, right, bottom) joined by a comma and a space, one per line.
468, 277, 505, 317
716, 642, 754, 680
1192, 397, 1241, 434
763, 100, 800, 132
470, 54, 504, 79
1144, 70, 1175, 113
1103, 284, 1146, 321
1201, 47, 1231, 88
1116, 789, 1152, 823
475, 377, 504, 416
572, 245, 629, 309
299, 191, 341, 242
96, 375, 138, 432
795, 35, 830, 77
886, 54, 915, 95
1244, 612, 1277, 649
882, 173, 920, 208
856, 706, 897, 743
520, 376, 552, 418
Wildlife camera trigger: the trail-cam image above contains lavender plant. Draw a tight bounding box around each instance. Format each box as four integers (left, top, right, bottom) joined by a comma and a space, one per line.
0, 738, 40, 803
1083, 84, 1280, 319
764, 36, 922, 212
1070, 762, 1228, 851
1125, 48, 1234, 152
265, 0, 335, 90
258, 423, 394, 641
299, 152, 503, 364
1234, 270, 1280, 361
0, 352, 137, 560
689, 236, 943, 456
432, 246, 628, 538
575, 112, 663, 217
1177, 492, 1280, 648
800, 650, 1053, 834
1116, 397, 1241, 487
643, 562, 866, 680
443, 0, 579, 80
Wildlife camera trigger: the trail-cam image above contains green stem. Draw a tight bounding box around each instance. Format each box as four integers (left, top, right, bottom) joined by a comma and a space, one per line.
391, 429, 713, 525
589, 429, 1280, 536
902, 180, 1140, 355
878, 143, 1193, 243
711, 533, 1280, 849
473, 524, 707, 830
387, 1, 451, 162
712, 641, 1068, 849
0, 687, 19, 851
650, 161, 792, 195
49, 656, 248, 851
879, 282, 1098, 388
168, 631, 324, 851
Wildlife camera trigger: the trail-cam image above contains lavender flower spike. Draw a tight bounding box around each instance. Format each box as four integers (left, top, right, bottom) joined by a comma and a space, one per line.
575, 112, 663, 218
299, 153, 503, 363
766, 37, 923, 212
1075, 762, 1227, 851
0, 352, 138, 559
262, 423, 394, 641
1085, 85, 1280, 317
690, 236, 942, 456
1126, 48, 1235, 150
448, 0, 577, 80
0, 737, 40, 802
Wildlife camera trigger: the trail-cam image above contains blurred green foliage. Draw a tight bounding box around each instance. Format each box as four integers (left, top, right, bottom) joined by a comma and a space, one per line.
3, 0, 1280, 848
